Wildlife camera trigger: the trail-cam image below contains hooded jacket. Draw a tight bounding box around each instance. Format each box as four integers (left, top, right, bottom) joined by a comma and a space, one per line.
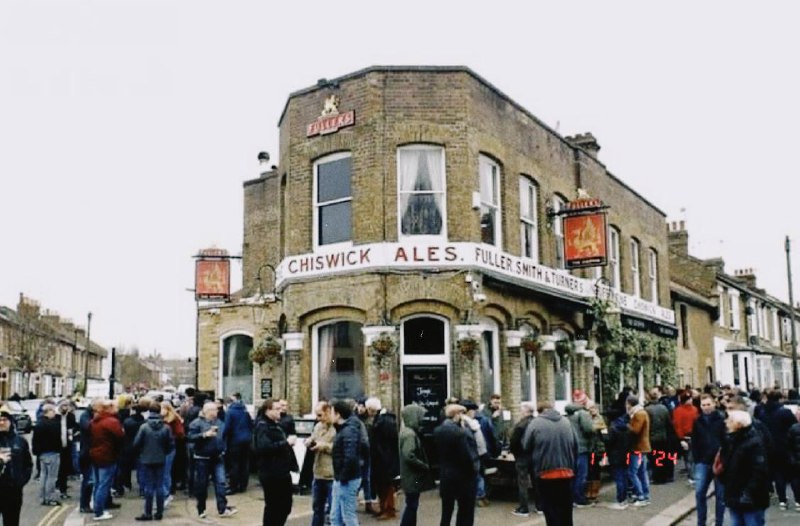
133, 414, 175, 466
399, 405, 429, 493
0, 427, 33, 488
645, 400, 672, 445
522, 408, 578, 478
32, 415, 62, 455
371, 410, 400, 486
603, 414, 632, 467
224, 401, 253, 447
627, 404, 652, 453
565, 403, 594, 454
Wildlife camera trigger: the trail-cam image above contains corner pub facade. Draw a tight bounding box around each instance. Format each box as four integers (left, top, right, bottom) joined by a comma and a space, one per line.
197, 66, 677, 426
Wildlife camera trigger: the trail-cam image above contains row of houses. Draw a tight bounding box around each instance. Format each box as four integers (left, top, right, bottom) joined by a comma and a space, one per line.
0, 293, 106, 400
190, 66, 797, 420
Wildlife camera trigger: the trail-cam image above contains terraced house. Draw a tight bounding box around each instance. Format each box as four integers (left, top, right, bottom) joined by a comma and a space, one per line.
197, 66, 678, 421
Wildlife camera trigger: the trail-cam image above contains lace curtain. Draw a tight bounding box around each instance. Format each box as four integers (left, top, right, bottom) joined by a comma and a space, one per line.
399, 148, 444, 235
318, 325, 334, 399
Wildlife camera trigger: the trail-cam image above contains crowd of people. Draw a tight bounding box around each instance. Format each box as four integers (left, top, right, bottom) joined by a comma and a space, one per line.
1, 383, 800, 526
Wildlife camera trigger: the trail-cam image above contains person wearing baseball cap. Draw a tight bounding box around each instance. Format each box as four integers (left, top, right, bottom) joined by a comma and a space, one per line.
0, 404, 34, 526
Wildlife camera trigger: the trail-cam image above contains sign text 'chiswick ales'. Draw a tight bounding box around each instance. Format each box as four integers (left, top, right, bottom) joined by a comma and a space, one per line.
275, 242, 675, 324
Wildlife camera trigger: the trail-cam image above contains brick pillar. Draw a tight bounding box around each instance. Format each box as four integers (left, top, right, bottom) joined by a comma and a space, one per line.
536, 352, 555, 404
507, 347, 522, 421
285, 349, 301, 409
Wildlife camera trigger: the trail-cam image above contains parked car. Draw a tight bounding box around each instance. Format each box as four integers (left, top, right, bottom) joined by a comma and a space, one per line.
4, 400, 33, 433
20, 399, 43, 424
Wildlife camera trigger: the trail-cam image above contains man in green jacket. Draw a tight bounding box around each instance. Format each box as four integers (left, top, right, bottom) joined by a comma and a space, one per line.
399, 404, 429, 526
565, 389, 594, 507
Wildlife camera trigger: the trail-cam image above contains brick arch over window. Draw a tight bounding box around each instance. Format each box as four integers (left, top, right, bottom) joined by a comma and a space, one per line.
479, 303, 513, 329
299, 305, 367, 330
390, 299, 460, 323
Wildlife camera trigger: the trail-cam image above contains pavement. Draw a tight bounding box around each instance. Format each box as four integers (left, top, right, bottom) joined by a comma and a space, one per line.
60, 476, 799, 526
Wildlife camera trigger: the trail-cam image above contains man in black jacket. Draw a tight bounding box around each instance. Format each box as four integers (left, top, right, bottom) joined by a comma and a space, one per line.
331, 399, 368, 526
254, 398, 298, 526
0, 407, 33, 526
755, 389, 796, 510
32, 404, 62, 506
720, 409, 771, 524
690, 394, 726, 526
434, 404, 479, 526
509, 402, 536, 517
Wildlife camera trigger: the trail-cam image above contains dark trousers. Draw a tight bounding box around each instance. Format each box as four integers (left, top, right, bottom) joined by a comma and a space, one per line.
439, 478, 476, 526
57, 446, 72, 493
227, 443, 250, 493
0, 486, 23, 526
400, 491, 420, 526
141, 463, 166, 517
261, 474, 293, 526
79, 459, 93, 510
538, 477, 574, 526
311, 478, 333, 526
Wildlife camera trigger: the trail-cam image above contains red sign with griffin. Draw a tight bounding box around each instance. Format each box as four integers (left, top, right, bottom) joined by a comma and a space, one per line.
563, 211, 608, 269
195, 259, 230, 300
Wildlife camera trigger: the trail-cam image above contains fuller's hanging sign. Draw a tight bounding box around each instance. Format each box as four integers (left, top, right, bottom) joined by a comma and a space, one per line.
561, 197, 609, 269
194, 248, 231, 301
307, 95, 355, 137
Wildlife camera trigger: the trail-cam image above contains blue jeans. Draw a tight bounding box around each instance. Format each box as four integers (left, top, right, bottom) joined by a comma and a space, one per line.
92, 464, 117, 518
194, 457, 228, 515
694, 463, 725, 526
400, 492, 420, 526
728, 508, 765, 526
312, 478, 333, 526
628, 452, 650, 501
612, 465, 628, 503
573, 453, 589, 504
80, 462, 94, 510
39, 452, 60, 503
476, 473, 486, 499
162, 450, 175, 498
141, 464, 165, 517
332, 477, 361, 526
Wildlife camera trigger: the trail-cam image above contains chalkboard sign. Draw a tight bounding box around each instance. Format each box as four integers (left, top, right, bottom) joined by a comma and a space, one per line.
260, 378, 273, 399
403, 365, 447, 435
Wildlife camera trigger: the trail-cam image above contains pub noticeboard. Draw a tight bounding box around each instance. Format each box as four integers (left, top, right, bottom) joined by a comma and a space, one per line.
260, 378, 273, 399
403, 365, 447, 435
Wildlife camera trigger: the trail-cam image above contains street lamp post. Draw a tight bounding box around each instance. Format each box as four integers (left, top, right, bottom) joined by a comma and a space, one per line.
82, 312, 92, 396
786, 237, 799, 390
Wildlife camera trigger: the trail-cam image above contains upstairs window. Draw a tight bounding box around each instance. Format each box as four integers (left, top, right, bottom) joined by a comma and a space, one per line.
609, 227, 621, 291
649, 248, 659, 303
398, 146, 446, 237
719, 287, 727, 328
680, 303, 690, 348
630, 238, 641, 297
553, 195, 566, 269
729, 291, 740, 329
314, 152, 352, 247
479, 155, 501, 247
519, 176, 538, 261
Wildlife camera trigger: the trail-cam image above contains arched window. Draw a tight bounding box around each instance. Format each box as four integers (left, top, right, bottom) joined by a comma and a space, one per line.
221, 333, 254, 404
552, 328, 571, 411
480, 321, 501, 400
401, 315, 450, 435
519, 323, 540, 405
314, 321, 364, 405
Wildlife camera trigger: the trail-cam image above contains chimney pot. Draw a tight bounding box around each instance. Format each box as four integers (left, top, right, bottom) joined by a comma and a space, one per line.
679, 220, 685, 230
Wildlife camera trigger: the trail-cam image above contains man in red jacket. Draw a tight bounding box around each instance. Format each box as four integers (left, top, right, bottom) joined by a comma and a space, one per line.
90, 399, 124, 521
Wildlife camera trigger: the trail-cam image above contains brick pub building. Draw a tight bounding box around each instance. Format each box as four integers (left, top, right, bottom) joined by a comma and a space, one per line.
197, 66, 677, 424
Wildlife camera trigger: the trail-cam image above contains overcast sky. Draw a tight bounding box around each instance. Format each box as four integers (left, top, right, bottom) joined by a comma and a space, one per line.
2, 0, 799, 360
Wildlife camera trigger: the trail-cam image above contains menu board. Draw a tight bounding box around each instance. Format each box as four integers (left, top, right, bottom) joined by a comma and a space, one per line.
260, 378, 273, 400
403, 365, 447, 435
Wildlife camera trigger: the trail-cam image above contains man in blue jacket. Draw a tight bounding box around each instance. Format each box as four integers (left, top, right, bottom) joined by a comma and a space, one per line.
223, 393, 253, 494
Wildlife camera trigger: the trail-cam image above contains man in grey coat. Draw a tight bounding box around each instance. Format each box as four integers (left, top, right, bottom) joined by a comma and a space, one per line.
523, 400, 578, 526
133, 402, 175, 521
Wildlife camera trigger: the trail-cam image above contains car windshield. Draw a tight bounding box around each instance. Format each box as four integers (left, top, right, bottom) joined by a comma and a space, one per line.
6, 401, 24, 411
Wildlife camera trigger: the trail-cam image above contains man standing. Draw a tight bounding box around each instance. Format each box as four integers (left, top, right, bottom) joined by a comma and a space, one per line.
32, 403, 62, 507
565, 389, 594, 507
133, 401, 175, 521
645, 388, 674, 484
434, 404, 479, 526
509, 401, 536, 517
398, 404, 429, 526
523, 400, 577, 526
331, 399, 368, 526
757, 389, 796, 510
0, 406, 33, 526
55, 401, 78, 499
367, 398, 399, 520
720, 410, 771, 525
308, 401, 336, 526
89, 399, 124, 521
223, 393, 253, 494
253, 398, 297, 526
481, 394, 511, 447
187, 401, 237, 520
690, 393, 726, 526
626, 395, 652, 506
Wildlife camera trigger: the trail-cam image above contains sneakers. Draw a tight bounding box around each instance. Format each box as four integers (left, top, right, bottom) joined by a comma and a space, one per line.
632, 499, 651, 507
219, 508, 239, 518
511, 507, 530, 517
794, 502, 800, 512
199, 511, 207, 519
95, 512, 113, 521
43, 500, 61, 506
574, 502, 595, 509
779, 502, 787, 510
476, 497, 489, 507
164, 495, 174, 507
608, 502, 629, 510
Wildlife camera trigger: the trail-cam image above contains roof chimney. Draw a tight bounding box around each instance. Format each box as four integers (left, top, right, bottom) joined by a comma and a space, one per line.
257, 151, 271, 178
565, 132, 601, 158
667, 220, 689, 257
733, 268, 757, 289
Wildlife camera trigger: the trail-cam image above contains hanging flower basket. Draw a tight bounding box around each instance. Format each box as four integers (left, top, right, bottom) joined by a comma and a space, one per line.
657, 353, 671, 365
370, 333, 396, 356
595, 344, 611, 358
249, 347, 269, 365
457, 336, 480, 360
252, 335, 282, 365
555, 339, 574, 359
520, 334, 542, 355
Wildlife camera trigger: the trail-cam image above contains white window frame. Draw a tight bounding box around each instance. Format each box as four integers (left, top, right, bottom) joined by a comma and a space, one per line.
519, 176, 538, 262
313, 152, 353, 249
477, 319, 501, 396
519, 323, 539, 410
730, 291, 740, 330
479, 155, 502, 248
397, 145, 447, 241
772, 310, 780, 345
312, 319, 365, 410
552, 328, 572, 414
718, 287, 727, 328
630, 238, 641, 298
553, 195, 566, 269
217, 330, 255, 403
609, 227, 621, 291
649, 248, 659, 303
399, 314, 451, 407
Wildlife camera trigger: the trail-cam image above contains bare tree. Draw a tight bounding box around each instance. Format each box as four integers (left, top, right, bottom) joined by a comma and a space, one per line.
3, 297, 57, 393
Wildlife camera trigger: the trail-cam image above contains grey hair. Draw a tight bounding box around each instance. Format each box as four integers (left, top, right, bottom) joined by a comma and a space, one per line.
41, 403, 57, 415
365, 397, 382, 411
727, 409, 752, 428
520, 401, 535, 414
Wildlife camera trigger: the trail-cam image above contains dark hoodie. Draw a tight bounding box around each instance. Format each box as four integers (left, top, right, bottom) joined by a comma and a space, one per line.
522, 408, 578, 478
133, 414, 174, 465
399, 405, 429, 493
0, 426, 33, 488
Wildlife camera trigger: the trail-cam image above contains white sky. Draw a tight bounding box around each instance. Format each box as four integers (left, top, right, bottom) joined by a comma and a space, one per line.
2, 0, 799, 359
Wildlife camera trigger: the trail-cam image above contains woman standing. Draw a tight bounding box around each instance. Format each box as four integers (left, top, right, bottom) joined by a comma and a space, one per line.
160, 401, 184, 506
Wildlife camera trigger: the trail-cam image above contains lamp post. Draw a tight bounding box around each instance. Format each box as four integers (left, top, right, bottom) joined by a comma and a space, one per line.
786, 237, 799, 390
82, 312, 92, 397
